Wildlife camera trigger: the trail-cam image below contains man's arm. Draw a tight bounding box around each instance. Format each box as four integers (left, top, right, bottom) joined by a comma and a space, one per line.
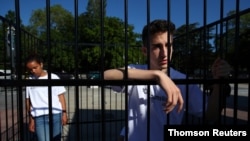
205, 58, 232, 123
104, 68, 184, 113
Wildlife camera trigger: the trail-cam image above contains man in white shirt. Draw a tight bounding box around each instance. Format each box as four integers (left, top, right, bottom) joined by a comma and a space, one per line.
104, 19, 231, 141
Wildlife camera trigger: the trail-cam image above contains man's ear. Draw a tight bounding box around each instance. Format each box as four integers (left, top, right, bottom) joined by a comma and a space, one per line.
141, 46, 147, 56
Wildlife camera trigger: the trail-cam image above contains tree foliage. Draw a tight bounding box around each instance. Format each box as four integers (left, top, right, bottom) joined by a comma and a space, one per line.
218, 10, 250, 72
25, 3, 141, 73
173, 10, 250, 76
26, 5, 75, 72
86, 0, 107, 18
2, 4, 249, 75
173, 22, 215, 75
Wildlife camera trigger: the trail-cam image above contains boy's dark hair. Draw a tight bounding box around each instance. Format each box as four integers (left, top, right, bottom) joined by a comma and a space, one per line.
142, 19, 176, 46
25, 53, 44, 65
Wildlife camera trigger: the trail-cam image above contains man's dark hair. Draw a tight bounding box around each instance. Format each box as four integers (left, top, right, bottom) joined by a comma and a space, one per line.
25, 53, 44, 65
142, 19, 176, 46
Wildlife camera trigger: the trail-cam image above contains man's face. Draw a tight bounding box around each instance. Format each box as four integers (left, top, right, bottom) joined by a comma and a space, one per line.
142, 32, 173, 72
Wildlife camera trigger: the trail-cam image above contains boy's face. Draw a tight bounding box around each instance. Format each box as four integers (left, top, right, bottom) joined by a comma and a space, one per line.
26, 61, 44, 77
142, 31, 173, 72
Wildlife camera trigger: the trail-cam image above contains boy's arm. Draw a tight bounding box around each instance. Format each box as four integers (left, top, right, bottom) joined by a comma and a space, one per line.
58, 93, 68, 125
104, 68, 184, 113
25, 98, 32, 117
26, 98, 35, 132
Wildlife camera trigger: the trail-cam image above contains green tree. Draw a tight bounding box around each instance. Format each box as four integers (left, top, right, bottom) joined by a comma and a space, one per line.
4, 10, 16, 24
24, 2, 143, 72
78, 14, 141, 71
27, 4, 75, 72
173, 22, 214, 75
86, 0, 107, 18
218, 10, 250, 72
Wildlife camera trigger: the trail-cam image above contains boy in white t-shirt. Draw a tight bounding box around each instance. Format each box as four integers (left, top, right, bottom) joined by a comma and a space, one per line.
25, 54, 68, 141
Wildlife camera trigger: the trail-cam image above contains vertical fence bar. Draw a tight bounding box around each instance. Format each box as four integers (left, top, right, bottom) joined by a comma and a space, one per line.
233, 0, 240, 125
146, 0, 151, 140
45, 0, 54, 140
100, 0, 106, 140
166, 0, 171, 126
184, 0, 190, 125
124, 0, 129, 141
4, 82, 8, 141
202, 0, 208, 123
73, 0, 80, 140
14, 0, 25, 140
218, 0, 225, 124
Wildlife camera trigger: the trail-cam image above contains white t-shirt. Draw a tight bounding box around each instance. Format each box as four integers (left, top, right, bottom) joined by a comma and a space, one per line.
26, 73, 66, 117
112, 64, 206, 141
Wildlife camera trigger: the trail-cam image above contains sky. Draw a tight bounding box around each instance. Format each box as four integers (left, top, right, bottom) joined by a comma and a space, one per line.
1, 0, 250, 33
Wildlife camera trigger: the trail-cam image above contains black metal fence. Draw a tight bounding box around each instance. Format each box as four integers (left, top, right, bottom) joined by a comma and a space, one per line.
0, 0, 249, 141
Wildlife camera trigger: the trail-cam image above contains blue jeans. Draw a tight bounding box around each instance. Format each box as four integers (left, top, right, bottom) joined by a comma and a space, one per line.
34, 113, 62, 141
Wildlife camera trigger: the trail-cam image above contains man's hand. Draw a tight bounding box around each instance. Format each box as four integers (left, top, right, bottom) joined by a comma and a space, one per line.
155, 71, 184, 114
206, 57, 232, 123
212, 58, 232, 79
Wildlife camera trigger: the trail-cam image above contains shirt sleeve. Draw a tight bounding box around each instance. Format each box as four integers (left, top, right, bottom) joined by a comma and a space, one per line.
26, 87, 30, 98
